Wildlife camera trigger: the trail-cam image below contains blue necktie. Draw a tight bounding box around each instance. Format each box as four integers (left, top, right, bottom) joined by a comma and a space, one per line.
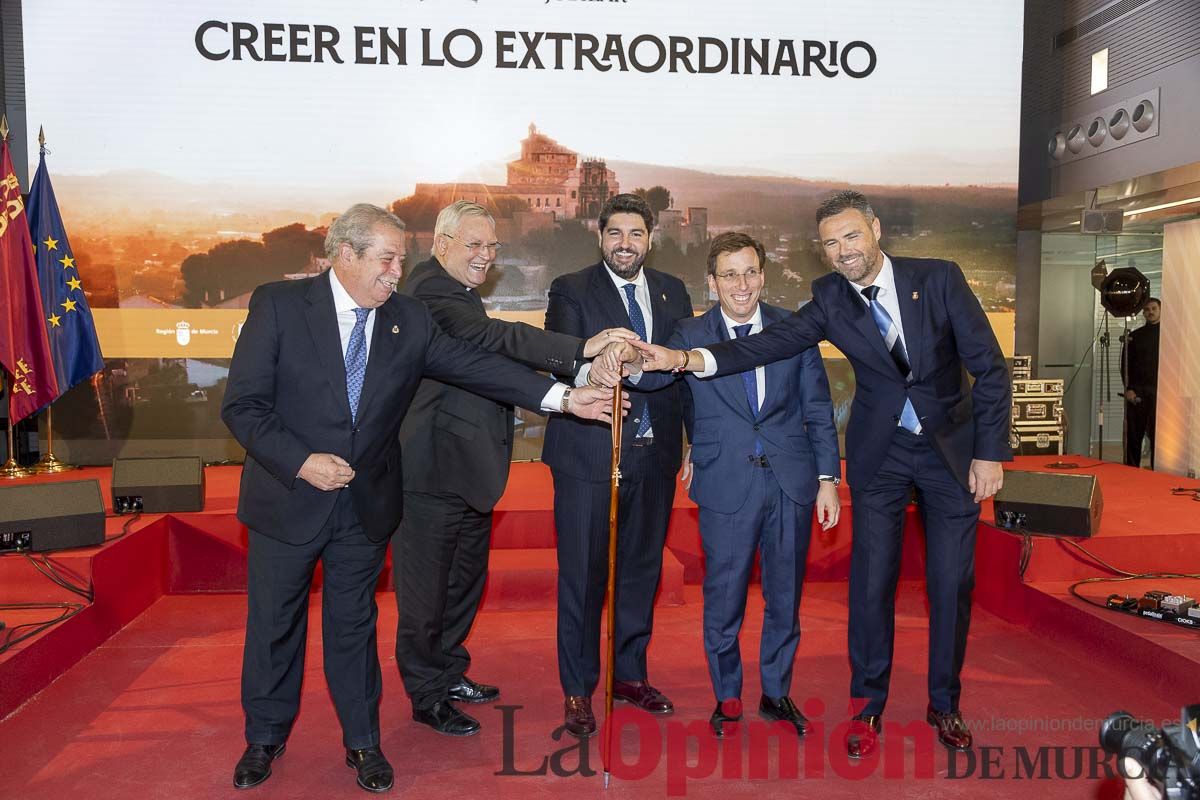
860, 286, 922, 434
622, 283, 652, 438
733, 324, 764, 456
345, 307, 370, 423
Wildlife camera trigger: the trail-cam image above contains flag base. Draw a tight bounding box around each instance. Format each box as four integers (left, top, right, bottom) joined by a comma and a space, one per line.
33, 453, 78, 473
0, 457, 32, 479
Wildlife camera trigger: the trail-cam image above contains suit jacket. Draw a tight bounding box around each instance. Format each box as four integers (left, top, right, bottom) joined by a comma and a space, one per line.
704, 256, 1012, 490
398, 256, 582, 512
1121, 322, 1159, 401
671, 303, 839, 513
542, 262, 693, 482
221, 270, 555, 544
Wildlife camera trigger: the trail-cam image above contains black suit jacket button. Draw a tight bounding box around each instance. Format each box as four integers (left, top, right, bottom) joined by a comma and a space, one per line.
892, 415, 900, 422
753, 424, 761, 431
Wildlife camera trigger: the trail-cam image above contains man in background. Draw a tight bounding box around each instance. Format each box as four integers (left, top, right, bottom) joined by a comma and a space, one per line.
1122, 297, 1160, 468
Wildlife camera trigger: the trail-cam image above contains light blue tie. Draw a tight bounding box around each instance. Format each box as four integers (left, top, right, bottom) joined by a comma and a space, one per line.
622, 283, 652, 438
345, 307, 370, 423
860, 286, 922, 434
733, 324, 764, 456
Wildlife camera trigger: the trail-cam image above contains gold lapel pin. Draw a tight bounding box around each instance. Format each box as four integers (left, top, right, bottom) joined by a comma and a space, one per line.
912, 291, 920, 300
661, 293, 667, 302
392, 324, 400, 334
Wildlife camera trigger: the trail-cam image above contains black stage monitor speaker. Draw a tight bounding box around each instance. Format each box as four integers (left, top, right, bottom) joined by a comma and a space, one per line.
0, 479, 106, 552
993, 470, 1103, 538
111, 456, 205, 514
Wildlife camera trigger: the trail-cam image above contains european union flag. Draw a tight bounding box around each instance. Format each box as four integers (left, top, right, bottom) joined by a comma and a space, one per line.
29, 148, 104, 399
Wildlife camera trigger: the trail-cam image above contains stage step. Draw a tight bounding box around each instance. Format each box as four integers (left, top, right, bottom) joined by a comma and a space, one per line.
480, 547, 686, 611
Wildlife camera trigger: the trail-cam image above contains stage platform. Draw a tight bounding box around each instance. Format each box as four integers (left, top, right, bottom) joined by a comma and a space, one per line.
1, 456, 1197, 798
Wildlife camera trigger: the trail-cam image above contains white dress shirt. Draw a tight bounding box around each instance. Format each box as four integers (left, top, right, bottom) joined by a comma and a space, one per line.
329, 269, 567, 412
720, 305, 765, 411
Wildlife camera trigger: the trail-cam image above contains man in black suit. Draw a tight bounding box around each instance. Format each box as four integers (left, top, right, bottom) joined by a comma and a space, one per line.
634, 191, 1011, 758
221, 204, 620, 792
395, 200, 636, 736
542, 193, 694, 738
1121, 297, 1160, 468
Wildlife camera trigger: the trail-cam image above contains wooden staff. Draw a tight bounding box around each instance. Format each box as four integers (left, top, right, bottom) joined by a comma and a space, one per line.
602, 385, 623, 789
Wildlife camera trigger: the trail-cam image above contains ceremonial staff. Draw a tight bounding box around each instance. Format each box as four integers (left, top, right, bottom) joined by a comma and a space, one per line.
602, 385, 622, 789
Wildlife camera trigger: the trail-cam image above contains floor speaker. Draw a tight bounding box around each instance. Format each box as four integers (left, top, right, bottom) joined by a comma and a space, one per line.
992, 469, 1103, 538
0, 479, 106, 552
111, 456, 205, 513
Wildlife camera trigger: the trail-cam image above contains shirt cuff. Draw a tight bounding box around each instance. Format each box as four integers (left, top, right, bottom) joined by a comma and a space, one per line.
694, 347, 718, 378
541, 382, 569, 413
574, 363, 593, 388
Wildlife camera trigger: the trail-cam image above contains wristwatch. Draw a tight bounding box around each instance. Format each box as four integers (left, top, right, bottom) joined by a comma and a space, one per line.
560, 388, 572, 414
818, 475, 841, 486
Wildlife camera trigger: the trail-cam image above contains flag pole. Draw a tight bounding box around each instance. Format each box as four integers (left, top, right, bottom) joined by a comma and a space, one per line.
30, 127, 76, 475
1, 374, 32, 479
602, 386, 623, 789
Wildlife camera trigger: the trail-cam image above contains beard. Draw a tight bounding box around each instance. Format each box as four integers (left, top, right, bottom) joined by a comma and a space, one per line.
829, 247, 881, 284
604, 247, 647, 279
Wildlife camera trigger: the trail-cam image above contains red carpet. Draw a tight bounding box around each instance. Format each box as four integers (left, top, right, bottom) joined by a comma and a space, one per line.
1, 457, 1196, 798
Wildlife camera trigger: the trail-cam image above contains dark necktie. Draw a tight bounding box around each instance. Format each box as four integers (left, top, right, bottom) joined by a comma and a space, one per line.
860, 286, 921, 434
622, 283, 652, 438
345, 307, 370, 423
733, 324, 764, 456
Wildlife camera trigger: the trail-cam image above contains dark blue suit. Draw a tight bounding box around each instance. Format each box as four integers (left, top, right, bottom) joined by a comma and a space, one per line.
543, 262, 693, 697
670, 302, 838, 701
703, 256, 1011, 715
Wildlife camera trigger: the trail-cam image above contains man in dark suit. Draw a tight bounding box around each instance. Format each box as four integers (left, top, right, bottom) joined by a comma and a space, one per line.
1121, 297, 1160, 468
542, 193, 694, 738
668, 232, 842, 737
633, 191, 1011, 757
221, 204, 619, 792
395, 201, 636, 737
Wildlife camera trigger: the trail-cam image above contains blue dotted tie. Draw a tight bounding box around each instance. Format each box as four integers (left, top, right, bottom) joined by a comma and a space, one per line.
345, 307, 370, 423
733, 324, 764, 456
860, 286, 922, 434
622, 283, 652, 438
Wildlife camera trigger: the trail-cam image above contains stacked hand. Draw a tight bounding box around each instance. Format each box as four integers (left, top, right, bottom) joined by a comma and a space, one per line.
582, 327, 640, 358
567, 385, 631, 424
630, 341, 686, 372
588, 340, 646, 388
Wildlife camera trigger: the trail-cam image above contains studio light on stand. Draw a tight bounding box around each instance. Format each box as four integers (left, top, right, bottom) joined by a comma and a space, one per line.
1094, 263, 1151, 461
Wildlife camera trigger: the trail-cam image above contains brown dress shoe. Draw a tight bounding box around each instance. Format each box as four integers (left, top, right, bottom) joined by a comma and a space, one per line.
612, 680, 674, 714
845, 713, 882, 760
564, 696, 596, 739
927, 706, 973, 751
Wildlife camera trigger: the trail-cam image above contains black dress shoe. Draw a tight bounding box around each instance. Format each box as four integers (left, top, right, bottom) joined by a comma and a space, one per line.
612, 680, 674, 714
564, 695, 596, 739
447, 675, 500, 704
345, 747, 394, 793
233, 743, 285, 789
709, 699, 743, 738
846, 714, 883, 760
759, 695, 808, 736
926, 706, 973, 751
413, 699, 481, 736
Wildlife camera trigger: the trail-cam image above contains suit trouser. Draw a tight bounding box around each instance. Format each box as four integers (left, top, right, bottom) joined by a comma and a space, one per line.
1124, 398, 1156, 468
552, 445, 675, 697
393, 490, 492, 711
242, 490, 388, 750
848, 428, 979, 717
699, 464, 814, 701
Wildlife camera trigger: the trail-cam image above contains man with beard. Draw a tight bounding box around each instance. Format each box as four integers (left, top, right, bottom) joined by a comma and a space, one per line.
1121, 297, 1160, 468
395, 201, 637, 737
631, 190, 1011, 758
542, 193, 694, 738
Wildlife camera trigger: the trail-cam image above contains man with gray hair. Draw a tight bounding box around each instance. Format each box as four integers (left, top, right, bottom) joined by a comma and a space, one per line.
395, 200, 637, 736
222, 203, 622, 792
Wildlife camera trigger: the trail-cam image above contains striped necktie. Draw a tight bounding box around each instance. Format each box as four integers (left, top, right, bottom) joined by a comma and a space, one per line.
622, 283, 652, 438
860, 286, 922, 434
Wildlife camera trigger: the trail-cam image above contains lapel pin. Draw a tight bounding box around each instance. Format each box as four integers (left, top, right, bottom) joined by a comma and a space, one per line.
661, 292, 667, 302
392, 324, 399, 334
912, 291, 919, 300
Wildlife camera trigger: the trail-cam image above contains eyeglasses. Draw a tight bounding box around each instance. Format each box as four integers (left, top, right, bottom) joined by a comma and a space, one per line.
444, 233, 503, 254
713, 268, 763, 283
